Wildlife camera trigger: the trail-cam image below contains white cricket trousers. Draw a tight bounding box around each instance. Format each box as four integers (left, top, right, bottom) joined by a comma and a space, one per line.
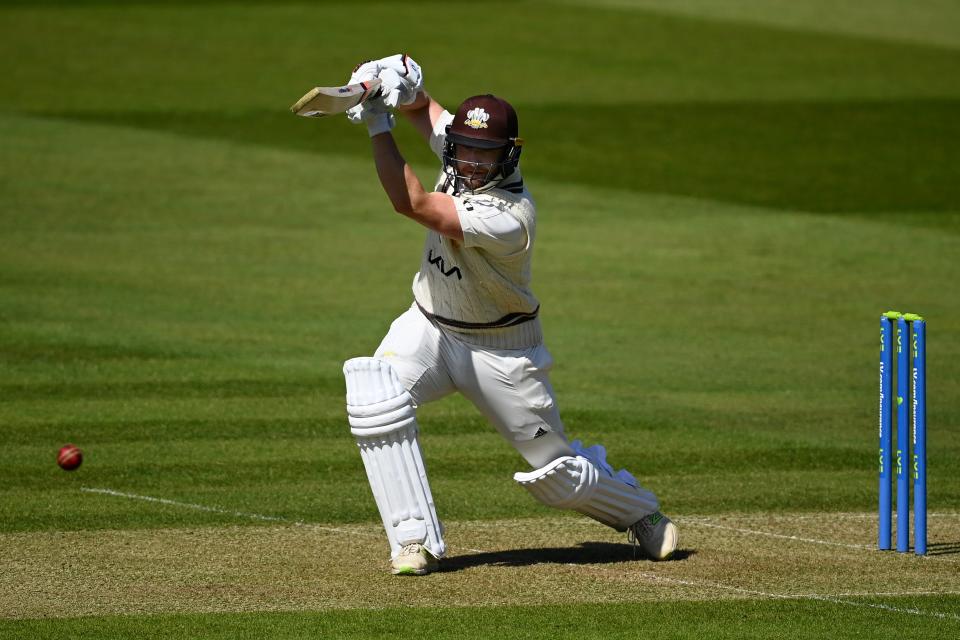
374, 304, 567, 447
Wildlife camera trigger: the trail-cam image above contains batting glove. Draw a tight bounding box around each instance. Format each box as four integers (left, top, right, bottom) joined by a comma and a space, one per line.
377, 54, 423, 108
345, 61, 395, 136
346, 54, 423, 115
347, 95, 394, 137
360, 101, 395, 137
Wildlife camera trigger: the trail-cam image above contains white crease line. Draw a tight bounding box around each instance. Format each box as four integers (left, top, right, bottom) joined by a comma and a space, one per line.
679, 518, 960, 563
832, 590, 960, 597
80, 487, 367, 538
635, 573, 960, 622
81, 486, 298, 523
82, 489, 956, 562
81, 486, 485, 552
682, 512, 960, 521
680, 520, 874, 550
452, 518, 960, 620
82, 487, 960, 620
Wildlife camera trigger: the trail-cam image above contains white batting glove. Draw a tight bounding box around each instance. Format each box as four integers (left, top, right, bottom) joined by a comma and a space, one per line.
345, 60, 380, 124
345, 60, 394, 136
377, 54, 423, 108
347, 94, 394, 137
346, 54, 423, 117
360, 101, 395, 137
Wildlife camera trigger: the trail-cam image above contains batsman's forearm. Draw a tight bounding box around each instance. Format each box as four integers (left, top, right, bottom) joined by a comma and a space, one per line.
398, 90, 430, 112
398, 91, 441, 141
371, 134, 426, 215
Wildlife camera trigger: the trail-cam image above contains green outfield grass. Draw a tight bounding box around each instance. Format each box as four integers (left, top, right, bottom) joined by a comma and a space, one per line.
7, 599, 960, 640
1, 1, 959, 637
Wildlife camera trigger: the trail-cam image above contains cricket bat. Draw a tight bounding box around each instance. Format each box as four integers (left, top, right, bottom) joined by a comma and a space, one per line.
290, 78, 382, 118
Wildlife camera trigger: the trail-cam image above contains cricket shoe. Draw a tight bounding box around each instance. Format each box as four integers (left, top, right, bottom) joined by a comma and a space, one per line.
627, 511, 678, 560
391, 543, 439, 575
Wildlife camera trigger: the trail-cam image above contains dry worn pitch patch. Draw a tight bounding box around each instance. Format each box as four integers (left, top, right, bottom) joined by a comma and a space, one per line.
3, 512, 959, 620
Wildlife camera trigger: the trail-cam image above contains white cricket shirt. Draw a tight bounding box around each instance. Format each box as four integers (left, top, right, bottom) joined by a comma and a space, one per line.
411, 111, 542, 349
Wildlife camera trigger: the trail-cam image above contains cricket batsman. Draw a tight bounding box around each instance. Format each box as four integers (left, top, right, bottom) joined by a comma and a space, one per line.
341, 54, 678, 575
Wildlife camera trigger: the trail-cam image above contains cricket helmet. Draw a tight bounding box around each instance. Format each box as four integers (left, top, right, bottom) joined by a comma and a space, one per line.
442, 94, 523, 194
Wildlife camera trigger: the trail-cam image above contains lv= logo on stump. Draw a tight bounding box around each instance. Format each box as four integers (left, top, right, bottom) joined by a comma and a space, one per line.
878, 311, 927, 555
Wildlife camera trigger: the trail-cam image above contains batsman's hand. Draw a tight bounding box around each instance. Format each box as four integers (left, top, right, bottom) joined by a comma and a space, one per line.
346, 60, 382, 123
377, 53, 423, 108
346, 54, 423, 123
344, 62, 390, 135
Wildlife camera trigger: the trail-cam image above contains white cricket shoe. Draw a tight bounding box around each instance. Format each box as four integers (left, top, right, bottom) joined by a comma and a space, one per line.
391, 543, 439, 575
627, 511, 678, 560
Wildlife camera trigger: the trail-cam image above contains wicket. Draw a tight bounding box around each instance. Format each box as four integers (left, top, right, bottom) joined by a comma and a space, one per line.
878, 311, 927, 555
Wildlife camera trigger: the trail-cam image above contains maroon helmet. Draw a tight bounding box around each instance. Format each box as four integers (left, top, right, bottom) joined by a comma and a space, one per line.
442, 94, 523, 193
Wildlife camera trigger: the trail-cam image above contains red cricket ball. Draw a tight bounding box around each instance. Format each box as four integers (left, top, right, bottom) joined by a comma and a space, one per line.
57, 444, 83, 471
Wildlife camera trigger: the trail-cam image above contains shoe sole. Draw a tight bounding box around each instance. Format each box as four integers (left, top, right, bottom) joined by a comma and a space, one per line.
392, 566, 435, 575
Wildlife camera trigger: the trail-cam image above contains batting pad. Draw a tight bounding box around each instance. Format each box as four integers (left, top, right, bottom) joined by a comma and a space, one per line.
513, 440, 658, 531
344, 357, 445, 559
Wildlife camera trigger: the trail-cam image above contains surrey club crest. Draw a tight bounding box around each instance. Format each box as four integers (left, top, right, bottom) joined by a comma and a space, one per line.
464, 107, 489, 129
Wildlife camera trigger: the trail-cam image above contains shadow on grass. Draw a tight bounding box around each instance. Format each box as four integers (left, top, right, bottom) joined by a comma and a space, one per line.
926, 542, 960, 556
440, 542, 695, 572
36, 97, 960, 217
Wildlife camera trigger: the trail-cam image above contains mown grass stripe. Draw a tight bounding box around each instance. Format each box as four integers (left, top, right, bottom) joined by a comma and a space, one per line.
2, 599, 959, 640
30, 97, 960, 215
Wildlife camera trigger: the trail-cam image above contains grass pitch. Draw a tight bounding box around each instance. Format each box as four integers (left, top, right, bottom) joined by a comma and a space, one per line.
1, 1, 959, 637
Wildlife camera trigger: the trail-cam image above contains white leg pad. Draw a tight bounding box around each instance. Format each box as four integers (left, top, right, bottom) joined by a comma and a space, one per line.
513, 440, 659, 531
344, 357, 445, 558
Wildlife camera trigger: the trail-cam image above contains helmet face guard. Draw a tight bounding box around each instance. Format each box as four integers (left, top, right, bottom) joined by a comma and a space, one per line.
440, 94, 523, 195
440, 133, 523, 195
